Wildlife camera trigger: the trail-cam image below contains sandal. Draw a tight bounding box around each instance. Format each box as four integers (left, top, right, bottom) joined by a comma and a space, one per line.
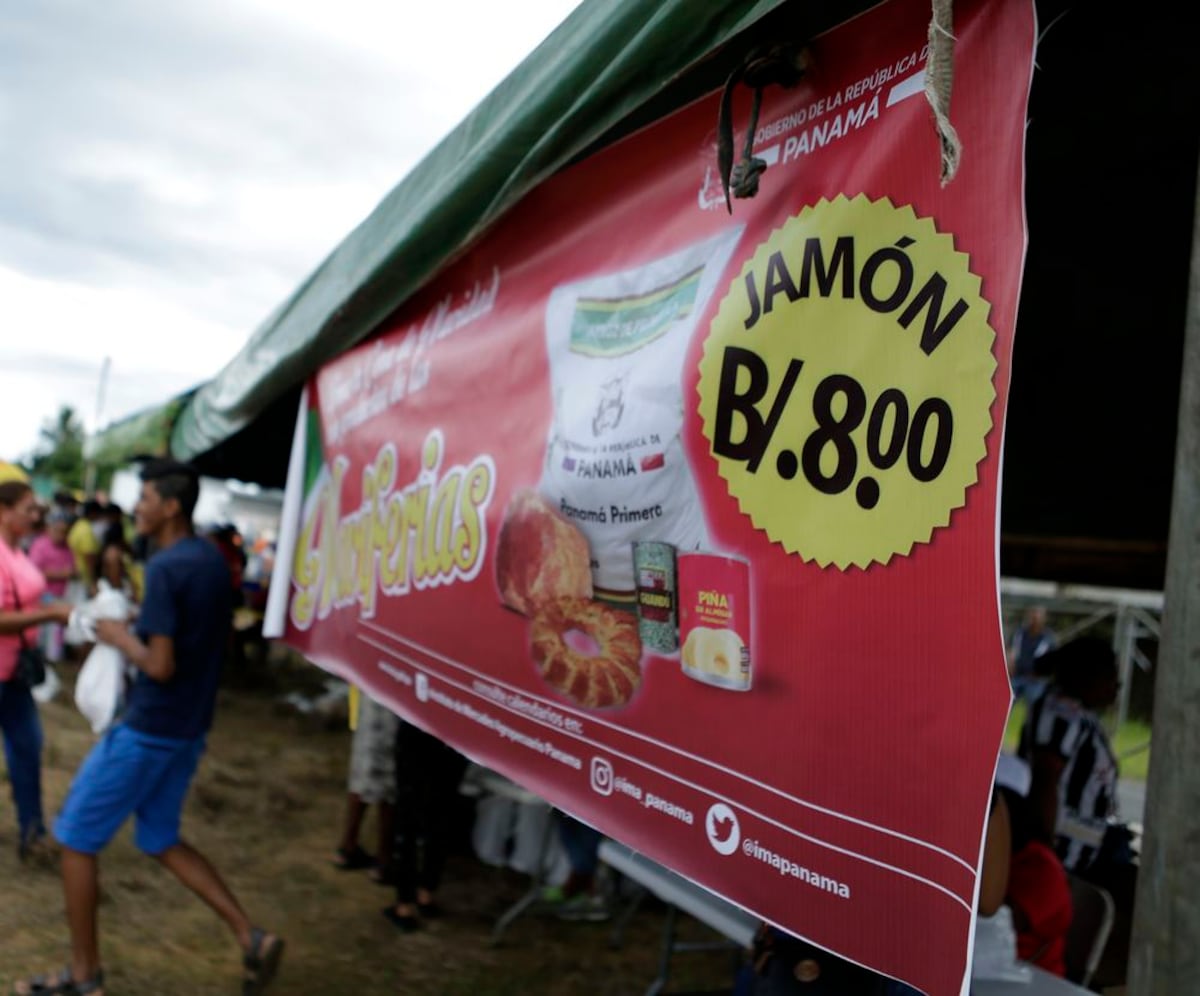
331, 845, 375, 871
12, 968, 104, 995
18, 830, 59, 867
242, 927, 284, 995
381, 904, 420, 932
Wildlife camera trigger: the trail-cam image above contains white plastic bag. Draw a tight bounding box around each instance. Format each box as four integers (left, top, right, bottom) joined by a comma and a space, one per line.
539, 227, 743, 597
31, 664, 61, 705
73, 585, 132, 735
468, 783, 568, 882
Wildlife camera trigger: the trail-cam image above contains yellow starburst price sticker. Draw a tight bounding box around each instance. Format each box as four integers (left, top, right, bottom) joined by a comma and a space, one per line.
697, 195, 997, 569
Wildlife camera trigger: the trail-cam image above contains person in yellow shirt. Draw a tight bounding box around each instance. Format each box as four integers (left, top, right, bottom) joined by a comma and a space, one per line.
67, 500, 103, 595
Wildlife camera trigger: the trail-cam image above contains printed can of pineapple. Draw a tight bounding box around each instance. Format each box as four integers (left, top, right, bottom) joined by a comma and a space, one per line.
632, 541, 678, 654
677, 552, 752, 691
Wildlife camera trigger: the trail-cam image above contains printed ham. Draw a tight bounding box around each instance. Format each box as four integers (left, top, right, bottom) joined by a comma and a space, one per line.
495, 489, 593, 615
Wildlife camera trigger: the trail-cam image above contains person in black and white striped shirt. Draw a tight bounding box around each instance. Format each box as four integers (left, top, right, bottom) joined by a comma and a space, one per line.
1018, 635, 1136, 988
1018, 636, 1120, 871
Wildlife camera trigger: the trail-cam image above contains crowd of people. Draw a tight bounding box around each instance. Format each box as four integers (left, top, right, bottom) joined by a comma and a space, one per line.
11, 491, 143, 671
1003, 608, 1138, 991
0, 460, 284, 995
1015, 632, 1138, 990
331, 686, 611, 936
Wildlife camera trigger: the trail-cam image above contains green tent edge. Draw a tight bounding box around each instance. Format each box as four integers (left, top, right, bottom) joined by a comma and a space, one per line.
89, 390, 198, 468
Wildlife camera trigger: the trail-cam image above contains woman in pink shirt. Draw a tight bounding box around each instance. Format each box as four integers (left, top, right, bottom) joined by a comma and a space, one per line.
28, 509, 77, 662
0, 479, 73, 860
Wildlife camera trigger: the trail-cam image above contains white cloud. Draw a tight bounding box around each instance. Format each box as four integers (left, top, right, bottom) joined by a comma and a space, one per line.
0, 268, 240, 449
0, 0, 581, 464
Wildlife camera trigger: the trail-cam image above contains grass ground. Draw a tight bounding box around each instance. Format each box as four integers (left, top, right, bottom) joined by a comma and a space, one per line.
1, 655, 737, 995
1002, 700, 1152, 781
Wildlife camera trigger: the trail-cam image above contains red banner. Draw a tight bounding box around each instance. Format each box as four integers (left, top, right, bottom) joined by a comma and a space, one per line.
274, 0, 1033, 990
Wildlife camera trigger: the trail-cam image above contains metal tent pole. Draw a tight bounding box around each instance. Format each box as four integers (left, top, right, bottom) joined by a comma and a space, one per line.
1127, 157, 1200, 994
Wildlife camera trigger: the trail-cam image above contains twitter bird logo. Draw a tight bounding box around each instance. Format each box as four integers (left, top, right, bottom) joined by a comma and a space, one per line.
705, 803, 740, 855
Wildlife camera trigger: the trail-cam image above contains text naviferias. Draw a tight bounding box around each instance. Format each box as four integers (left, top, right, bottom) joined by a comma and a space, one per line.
290, 431, 496, 629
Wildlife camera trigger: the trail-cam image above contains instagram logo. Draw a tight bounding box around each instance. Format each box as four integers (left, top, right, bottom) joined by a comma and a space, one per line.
590, 757, 614, 796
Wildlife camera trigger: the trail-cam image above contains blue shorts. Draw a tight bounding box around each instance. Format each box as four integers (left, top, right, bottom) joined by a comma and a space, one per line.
54, 724, 205, 856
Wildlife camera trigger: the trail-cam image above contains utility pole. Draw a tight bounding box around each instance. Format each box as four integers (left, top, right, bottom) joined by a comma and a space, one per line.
82, 356, 111, 496
1127, 158, 1200, 994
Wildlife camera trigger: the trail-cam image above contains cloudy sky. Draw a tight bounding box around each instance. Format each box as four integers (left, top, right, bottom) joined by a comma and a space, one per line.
0, 0, 581, 462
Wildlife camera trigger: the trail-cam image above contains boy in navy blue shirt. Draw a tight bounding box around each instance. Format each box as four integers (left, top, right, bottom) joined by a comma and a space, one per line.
16, 460, 283, 996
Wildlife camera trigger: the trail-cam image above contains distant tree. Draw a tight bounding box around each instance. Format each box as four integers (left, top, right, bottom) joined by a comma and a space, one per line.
30, 405, 86, 491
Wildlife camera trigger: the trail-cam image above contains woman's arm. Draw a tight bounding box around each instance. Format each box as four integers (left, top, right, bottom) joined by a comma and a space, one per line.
1028, 748, 1066, 843
44, 561, 76, 585
0, 601, 72, 634
41, 565, 76, 582
978, 791, 1012, 916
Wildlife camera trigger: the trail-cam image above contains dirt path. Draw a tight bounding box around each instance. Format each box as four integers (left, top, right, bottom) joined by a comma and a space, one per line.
1, 669, 737, 994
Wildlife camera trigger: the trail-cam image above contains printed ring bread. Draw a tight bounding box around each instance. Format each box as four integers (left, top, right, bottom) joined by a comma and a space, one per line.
531, 597, 642, 708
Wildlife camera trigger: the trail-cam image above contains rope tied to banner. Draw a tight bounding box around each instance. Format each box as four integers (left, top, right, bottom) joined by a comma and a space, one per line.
925, 0, 960, 185
717, 44, 810, 214
716, 1, 961, 206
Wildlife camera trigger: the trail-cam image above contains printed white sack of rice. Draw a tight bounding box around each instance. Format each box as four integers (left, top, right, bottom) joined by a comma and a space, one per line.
539, 226, 744, 599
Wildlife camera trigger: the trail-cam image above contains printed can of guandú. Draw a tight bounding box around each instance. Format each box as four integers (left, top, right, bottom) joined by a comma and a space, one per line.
677, 551, 752, 691
632, 540, 678, 654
